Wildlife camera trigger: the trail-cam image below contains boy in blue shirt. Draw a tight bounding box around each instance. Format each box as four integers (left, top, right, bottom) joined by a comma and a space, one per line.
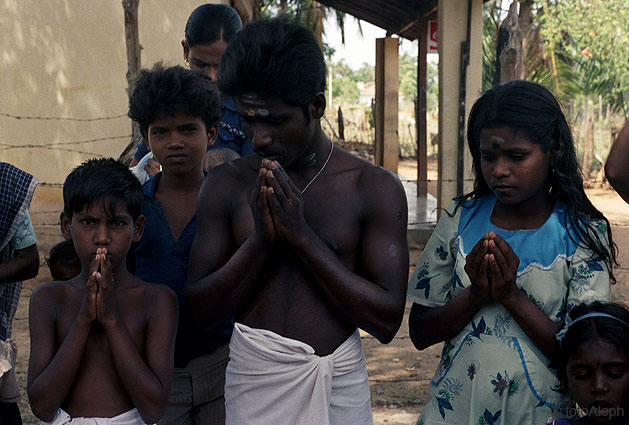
128, 4, 252, 182
128, 63, 230, 424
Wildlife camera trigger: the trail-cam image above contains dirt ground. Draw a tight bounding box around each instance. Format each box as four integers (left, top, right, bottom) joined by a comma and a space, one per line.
12, 159, 629, 424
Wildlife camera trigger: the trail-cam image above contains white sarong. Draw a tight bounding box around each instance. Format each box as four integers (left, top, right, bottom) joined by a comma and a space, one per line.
225, 323, 373, 425
42, 408, 152, 425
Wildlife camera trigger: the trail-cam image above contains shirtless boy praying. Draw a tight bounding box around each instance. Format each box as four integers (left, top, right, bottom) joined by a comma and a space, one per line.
28, 158, 177, 425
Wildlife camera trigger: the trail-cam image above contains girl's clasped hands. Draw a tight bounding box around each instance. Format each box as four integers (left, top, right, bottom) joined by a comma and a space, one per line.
465, 231, 520, 304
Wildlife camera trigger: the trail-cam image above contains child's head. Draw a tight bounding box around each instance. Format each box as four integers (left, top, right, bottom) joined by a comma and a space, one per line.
63, 158, 143, 222
127, 62, 221, 142
47, 240, 81, 281
556, 301, 629, 423
183, 4, 242, 83
184, 3, 242, 48
467, 80, 577, 200
62, 158, 144, 270
184, 4, 242, 47
466, 80, 616, 279
218, 18, 326, 124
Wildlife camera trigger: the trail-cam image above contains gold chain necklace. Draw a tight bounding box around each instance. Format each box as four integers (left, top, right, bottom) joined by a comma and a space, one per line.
301, 140, 334, 194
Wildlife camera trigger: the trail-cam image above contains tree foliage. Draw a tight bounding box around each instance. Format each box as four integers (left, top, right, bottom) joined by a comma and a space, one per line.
325, 54, 438, 111
399, 53, 439, 111
539, 0, 629, 113
399, 53, 417, 103
330, 59, 360, 102
483, 0, 629, 113
482, 1, 500, 92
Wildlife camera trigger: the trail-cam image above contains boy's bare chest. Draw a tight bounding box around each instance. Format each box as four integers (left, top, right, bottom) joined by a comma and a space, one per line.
56, 291, 147, 350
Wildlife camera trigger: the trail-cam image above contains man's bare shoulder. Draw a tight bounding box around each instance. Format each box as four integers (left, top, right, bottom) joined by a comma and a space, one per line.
131, 279, 178, 315
336, 145, 405, 194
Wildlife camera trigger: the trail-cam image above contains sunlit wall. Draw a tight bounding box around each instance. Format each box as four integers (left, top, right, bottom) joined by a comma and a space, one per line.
0, 0, 219, 184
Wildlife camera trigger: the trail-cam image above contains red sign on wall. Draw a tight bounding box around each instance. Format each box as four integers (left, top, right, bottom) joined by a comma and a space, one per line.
428, 20, 438, 53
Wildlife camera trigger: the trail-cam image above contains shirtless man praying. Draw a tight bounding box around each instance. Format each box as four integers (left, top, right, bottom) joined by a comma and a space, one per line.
185, 18, 409, 425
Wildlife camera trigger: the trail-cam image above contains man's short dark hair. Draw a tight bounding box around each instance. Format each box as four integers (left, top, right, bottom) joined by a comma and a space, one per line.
128, 62, 221, 137
218, 18, 326, 118
63, 158, 143, 221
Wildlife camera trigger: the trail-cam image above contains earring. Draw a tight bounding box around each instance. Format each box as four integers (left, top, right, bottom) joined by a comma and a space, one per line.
185, 59, 190, 68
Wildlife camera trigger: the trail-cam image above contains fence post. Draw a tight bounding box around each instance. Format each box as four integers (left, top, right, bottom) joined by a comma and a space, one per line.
119, 0, 142, 166
337, 106, 345, 141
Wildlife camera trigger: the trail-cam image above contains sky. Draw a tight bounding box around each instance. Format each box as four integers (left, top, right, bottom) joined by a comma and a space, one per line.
322, 15, 424, 70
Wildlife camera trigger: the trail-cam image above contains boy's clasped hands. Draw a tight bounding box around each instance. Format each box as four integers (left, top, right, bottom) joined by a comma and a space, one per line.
80, 247, 119, 326
465, 231, 521, 304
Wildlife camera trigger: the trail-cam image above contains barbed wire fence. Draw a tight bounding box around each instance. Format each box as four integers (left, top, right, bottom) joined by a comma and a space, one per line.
2, 111, 133, 252
0, 112, 127, 122
1, 110, 131, 159
2, 107, 614, 183
4, 109, 628, 243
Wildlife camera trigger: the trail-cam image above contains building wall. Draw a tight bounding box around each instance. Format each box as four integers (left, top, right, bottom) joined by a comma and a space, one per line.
0, 0, 222, 184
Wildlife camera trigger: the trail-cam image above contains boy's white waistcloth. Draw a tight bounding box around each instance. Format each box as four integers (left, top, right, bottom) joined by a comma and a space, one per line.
225, 322, 373, 425
42, 408, 152, 425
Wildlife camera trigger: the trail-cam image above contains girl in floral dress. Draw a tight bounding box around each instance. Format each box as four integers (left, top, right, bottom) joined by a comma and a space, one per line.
407, 81, 616, 424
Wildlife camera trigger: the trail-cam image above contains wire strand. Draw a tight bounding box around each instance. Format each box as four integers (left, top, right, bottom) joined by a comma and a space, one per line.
0, 112, 127, 122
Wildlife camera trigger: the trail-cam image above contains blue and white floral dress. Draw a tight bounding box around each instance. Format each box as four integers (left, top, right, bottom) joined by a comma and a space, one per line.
407, 195, 611, 425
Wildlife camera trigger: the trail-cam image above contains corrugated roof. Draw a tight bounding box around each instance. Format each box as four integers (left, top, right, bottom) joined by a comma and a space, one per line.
317, 0, 438, 40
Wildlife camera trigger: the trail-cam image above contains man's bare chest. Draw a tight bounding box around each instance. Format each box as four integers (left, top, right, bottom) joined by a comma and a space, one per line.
231, 192, 364, 260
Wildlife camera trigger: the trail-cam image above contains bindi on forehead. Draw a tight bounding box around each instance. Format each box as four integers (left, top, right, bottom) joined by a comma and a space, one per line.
242, 108, 269, 118
489, 136, 505, 151
239, 94, 270, 118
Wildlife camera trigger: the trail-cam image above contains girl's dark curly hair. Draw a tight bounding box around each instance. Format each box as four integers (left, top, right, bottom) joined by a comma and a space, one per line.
460, 81, 616, 280
554, 301, 629, 394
